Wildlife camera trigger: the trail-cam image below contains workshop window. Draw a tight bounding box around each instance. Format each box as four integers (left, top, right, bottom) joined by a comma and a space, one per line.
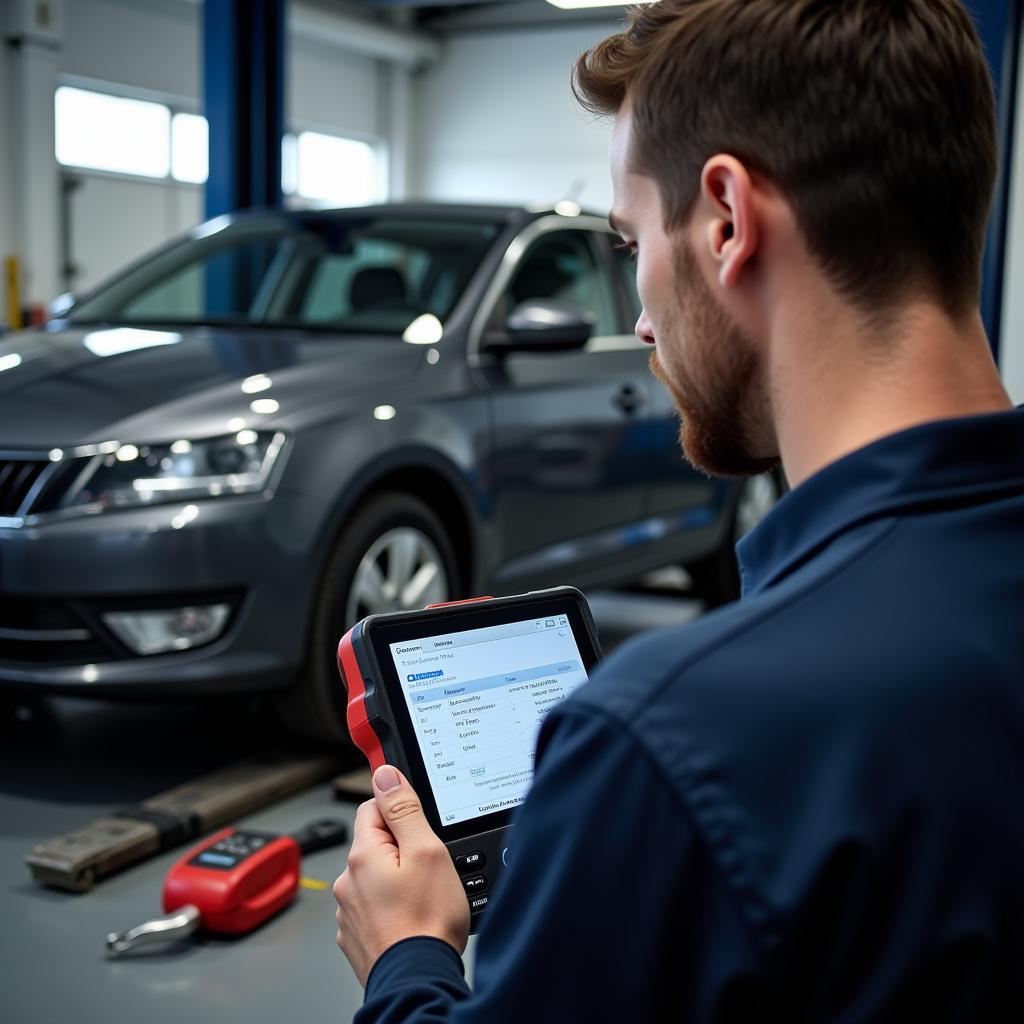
55, 86, 171, 178
56, 86, 382, 204
292, 132, 379, 206
171, 113, 209, 185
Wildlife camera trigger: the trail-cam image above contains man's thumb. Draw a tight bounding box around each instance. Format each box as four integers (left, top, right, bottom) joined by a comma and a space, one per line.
372, 765, 432, 846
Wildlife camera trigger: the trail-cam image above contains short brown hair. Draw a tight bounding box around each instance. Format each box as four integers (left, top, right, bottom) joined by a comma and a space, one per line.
574, 0, 998, 316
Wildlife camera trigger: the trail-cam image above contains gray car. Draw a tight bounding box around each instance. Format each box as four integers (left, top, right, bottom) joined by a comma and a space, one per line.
0, 204, 778, 739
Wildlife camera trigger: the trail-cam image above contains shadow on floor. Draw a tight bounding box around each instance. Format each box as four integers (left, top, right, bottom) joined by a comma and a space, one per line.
0, 696, 301, 805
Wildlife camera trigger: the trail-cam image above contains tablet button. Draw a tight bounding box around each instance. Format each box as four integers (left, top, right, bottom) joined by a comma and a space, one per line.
469, 895, 489, 913
455, 851, 486, 873
462, 874, 488, 894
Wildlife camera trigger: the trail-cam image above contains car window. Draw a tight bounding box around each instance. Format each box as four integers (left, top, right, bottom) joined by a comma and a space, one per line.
613, 240, 642, 327
299, 241, 432, 323
118, 236, 286, 321
121, 262, 205, 320
501, 230, 618, 337
70, 217, 502, 335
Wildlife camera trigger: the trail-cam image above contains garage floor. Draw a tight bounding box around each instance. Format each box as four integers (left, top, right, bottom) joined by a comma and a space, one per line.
1, 584, 702, 1024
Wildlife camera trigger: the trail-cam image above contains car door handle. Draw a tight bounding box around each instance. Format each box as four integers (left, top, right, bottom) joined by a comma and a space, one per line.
612, 384, 645, 415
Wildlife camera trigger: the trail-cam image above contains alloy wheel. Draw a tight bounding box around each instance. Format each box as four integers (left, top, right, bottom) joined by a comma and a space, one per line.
345, 526, 450, 623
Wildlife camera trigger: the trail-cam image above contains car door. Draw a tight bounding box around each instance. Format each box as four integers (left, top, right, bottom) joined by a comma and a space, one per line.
602, 235, 725, 529
474, 218, 654, 590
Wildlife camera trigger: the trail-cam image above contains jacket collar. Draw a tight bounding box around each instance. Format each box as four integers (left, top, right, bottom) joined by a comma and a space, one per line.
736, 408, 1024, 598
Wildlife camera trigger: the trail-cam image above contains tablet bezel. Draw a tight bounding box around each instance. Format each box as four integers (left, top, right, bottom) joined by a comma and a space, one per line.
362, 589, 601, 843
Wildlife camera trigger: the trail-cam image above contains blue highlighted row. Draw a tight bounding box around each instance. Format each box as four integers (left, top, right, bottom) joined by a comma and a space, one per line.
407, 669, 445, 682
409, 660, 583, 705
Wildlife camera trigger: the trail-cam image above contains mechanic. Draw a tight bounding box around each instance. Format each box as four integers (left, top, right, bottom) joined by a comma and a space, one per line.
333, 1, 1024, 1019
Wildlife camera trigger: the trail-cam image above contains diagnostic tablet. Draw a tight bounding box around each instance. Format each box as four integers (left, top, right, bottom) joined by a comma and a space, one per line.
337, 587, 601, 927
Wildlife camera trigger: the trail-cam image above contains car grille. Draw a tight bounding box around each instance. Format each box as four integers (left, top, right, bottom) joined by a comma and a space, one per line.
0, 595, 117, 665
0, 458, 51, 517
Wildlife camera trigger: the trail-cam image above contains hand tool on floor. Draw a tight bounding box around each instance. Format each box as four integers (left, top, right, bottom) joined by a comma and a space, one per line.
26, 749, 346, 892
105, 817, 348, 956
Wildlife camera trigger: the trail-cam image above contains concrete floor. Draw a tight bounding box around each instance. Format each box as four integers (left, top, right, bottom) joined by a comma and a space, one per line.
0, 584, 703, 1024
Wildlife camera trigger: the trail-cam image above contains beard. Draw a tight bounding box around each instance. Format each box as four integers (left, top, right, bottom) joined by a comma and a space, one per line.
648, 240, 778, 478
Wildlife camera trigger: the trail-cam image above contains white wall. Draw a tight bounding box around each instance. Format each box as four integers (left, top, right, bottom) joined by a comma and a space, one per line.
410, 24, 616, 212
1000, 17, 1024, 403
11, 32, 62, 307
290, 35, 379, 138
63, 0, 199, 98
69, 176, 202, 292
0, 38, 14, 271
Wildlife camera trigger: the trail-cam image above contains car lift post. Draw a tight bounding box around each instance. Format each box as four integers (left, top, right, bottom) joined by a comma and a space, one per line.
968, 0, 1023, 362
203, 0, 285, 317
203, 0, 284, 219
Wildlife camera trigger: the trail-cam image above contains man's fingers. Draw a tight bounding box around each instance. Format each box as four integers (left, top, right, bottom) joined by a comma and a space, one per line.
354, 797, 389, 835
372, 765, 438, 853
349, 799, 396, 865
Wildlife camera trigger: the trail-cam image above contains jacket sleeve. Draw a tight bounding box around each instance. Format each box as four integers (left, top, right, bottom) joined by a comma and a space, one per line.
357, 703, 762, 1024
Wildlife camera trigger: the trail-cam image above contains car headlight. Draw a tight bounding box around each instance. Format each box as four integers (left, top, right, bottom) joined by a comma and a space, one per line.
60, 431, 287, 511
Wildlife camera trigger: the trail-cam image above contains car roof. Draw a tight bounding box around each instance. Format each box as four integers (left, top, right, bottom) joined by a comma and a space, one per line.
225, 201, 607, 229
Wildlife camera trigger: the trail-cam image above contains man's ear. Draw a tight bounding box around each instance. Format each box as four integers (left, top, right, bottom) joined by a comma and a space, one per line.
700, 156, 758, 289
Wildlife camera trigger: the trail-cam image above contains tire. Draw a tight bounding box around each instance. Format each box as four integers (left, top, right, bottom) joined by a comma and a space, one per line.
274, 492, 459, 742
685, 470, 784, 608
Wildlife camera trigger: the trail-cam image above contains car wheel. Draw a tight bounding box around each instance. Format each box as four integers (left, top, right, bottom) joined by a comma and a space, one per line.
274, 492, 459, 742
685, 470, 784, 608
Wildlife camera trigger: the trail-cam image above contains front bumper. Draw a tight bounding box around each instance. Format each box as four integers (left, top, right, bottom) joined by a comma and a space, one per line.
0, 491, 329, 697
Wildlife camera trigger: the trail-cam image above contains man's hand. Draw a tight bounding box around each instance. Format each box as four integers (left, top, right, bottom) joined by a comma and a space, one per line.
334, 764, 471, 986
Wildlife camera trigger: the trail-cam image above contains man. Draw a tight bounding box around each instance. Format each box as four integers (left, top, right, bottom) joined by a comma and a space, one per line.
333, 1, 1024, 1019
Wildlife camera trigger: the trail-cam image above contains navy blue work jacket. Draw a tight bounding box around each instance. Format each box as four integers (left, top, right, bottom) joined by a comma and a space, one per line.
355, 409, 1024, 1023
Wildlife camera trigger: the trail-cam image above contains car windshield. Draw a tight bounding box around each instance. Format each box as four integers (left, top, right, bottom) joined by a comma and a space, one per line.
68, 213, 504, 335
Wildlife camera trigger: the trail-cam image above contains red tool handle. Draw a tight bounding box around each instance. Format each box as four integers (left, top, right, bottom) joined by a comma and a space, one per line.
162, 829, 300, 935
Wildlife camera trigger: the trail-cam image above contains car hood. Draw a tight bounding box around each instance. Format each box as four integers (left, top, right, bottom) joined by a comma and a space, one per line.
0, 325, 425, 448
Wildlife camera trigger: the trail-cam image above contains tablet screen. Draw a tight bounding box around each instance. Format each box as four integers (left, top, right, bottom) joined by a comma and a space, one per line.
388, 613, 589, 827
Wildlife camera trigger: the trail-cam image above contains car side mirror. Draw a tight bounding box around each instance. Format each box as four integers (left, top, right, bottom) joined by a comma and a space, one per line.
483, 299, 595, 354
